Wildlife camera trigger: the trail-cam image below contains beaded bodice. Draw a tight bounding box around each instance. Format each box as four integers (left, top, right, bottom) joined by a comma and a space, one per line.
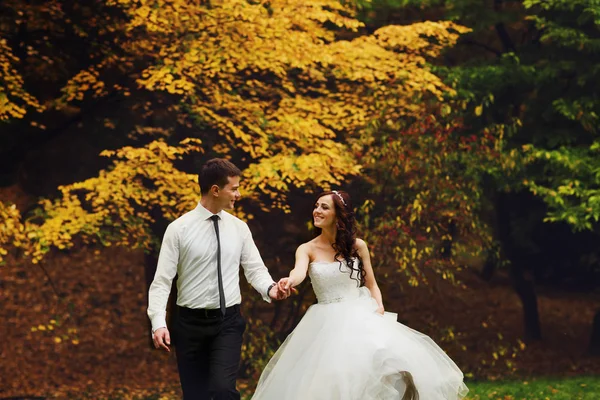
308, 259, 363, 304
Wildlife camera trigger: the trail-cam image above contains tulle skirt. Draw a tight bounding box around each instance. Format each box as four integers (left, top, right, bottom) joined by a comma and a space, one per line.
252, 287, 468, 400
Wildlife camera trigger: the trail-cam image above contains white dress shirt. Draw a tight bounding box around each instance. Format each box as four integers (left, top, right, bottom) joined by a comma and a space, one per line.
147, 203, 276, 332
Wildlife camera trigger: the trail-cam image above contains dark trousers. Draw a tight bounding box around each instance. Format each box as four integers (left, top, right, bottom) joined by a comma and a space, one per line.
174, 305, 246, 400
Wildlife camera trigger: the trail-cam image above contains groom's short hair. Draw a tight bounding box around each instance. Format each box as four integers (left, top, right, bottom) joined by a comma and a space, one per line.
199, 158, 242, 194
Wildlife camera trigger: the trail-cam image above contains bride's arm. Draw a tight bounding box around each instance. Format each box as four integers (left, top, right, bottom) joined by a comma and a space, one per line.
356, 239, 384, 314
280, 243, 310, 290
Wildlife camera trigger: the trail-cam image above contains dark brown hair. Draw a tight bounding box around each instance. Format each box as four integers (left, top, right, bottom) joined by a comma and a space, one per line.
314, 190, 365, 286
199, 158, 242, 194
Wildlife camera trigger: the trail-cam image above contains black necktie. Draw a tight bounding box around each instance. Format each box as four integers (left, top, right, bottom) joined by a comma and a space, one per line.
210, 215, 226, 317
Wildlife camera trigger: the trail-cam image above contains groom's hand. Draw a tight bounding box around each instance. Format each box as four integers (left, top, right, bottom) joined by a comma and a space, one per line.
269, 282, 290, 300
152, 327, 171, 352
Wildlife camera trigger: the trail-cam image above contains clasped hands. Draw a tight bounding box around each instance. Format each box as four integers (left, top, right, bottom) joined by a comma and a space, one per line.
268, 277, 297, 300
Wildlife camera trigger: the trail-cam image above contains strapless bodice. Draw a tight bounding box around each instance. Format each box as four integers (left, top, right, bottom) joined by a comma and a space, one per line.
308, 259, 364, 304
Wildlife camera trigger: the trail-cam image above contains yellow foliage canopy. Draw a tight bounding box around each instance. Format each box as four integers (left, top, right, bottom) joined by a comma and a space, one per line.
2, 0, 469, 263
0, 38, 41, 121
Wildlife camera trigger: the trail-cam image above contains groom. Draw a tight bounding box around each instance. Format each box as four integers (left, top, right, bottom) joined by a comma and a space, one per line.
147, 158, 290, 399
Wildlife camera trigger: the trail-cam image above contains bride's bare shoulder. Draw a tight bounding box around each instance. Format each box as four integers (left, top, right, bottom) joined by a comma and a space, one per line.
354, 238, 367, 250
297, 240, 315, 253
296, 239, 319, 260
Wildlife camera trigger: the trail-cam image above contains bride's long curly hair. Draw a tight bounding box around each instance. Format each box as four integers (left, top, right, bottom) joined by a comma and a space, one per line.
314, 190, 365, 286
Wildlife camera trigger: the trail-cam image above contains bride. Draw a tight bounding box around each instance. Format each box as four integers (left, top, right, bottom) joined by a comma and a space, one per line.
251, 190, 469, 400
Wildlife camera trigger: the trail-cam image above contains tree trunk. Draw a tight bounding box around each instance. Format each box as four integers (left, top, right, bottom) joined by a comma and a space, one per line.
440, 219, 456, 259
144, 212, 173, 348
270, 296, 283, 330
144, 251, 158, 349
510, 262, 542, 341
496, 191, 543, 341
480, 252, 496, 281
589, 309, 600, 356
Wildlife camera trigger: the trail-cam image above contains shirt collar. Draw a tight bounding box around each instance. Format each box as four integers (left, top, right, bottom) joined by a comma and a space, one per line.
195, 202, 224, 220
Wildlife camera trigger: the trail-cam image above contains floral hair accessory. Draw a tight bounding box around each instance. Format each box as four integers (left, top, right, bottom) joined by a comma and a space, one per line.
332, 190, 347, 207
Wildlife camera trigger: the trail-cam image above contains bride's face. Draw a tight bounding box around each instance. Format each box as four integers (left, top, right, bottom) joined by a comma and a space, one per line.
313, 195, 336, 229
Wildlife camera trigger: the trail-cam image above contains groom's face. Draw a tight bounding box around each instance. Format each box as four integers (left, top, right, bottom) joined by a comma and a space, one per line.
217, 175, 241, 210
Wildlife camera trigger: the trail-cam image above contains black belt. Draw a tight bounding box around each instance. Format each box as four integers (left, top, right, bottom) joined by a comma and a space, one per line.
178, 304, 240, 319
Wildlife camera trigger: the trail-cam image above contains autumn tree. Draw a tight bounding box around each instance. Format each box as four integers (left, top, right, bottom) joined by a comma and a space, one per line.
357, 112, 502, 287
0, 0, 474, 378
0, 38, 40, 121
0, 0, 472, 269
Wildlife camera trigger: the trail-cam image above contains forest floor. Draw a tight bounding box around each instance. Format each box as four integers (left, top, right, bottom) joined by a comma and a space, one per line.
1, 242, 598, 399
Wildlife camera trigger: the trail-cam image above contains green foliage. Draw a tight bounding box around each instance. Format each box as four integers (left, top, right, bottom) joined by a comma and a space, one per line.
465, 377, 600, 400
413, 0, 600, 232
523, 143, 600, 230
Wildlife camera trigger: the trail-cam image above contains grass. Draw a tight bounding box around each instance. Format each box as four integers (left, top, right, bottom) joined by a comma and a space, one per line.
464, 377, 599, 400
242, 377, 600, 400
51, 377, 600, 399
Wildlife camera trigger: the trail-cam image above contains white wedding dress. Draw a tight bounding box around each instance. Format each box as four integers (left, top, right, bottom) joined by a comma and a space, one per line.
252, 259, 469, 400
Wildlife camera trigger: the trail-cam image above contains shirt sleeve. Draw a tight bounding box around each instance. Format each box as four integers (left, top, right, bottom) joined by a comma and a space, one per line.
147, 222, 180, 332
240, 222, 276, 303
